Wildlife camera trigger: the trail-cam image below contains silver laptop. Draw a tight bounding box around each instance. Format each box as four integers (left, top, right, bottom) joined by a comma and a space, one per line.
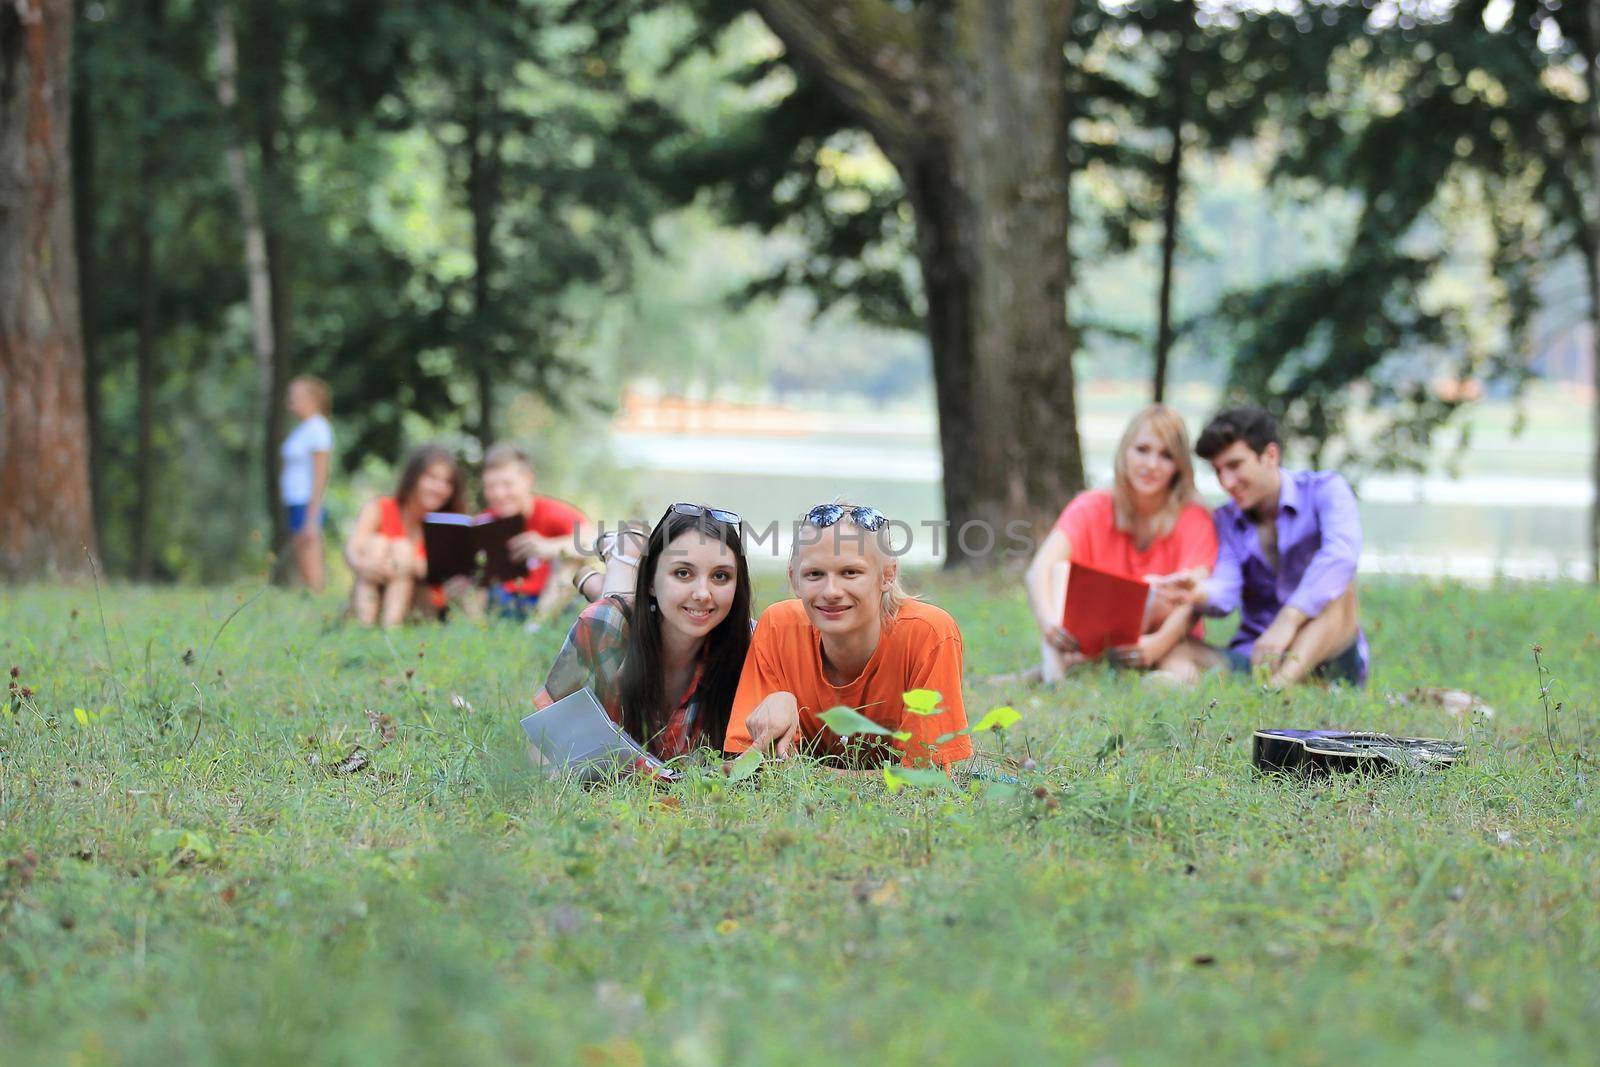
519, 687, 679, 782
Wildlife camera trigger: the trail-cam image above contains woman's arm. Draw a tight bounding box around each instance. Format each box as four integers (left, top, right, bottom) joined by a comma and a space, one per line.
1024, 528, 1077, 651
343, 500, 387, 580
1135, 601, 1194, 666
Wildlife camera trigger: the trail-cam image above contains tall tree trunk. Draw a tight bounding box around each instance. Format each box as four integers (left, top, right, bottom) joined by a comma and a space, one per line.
258, 88, 292, 561
1587, 0, 1600, 584
1152, 1, 1192, 405
70, 0, 100, 544
0, 0, 97, 579
466, 78, 501, 449
132, 0, 163, 580
753, 0, 1084, 566
215, 4, 287, 560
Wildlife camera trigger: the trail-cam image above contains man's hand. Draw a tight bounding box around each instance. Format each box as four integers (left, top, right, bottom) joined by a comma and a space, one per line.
745, 692, 801, 758
1149, 570, 1204, 608
507, 532, 546, 564
1251, 609, 1305, 669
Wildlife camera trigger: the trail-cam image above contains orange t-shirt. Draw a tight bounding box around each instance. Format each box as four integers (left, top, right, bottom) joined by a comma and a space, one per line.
724, 599, 971, 767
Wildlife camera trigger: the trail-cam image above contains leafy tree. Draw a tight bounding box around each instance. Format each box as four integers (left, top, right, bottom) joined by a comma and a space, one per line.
1201, 0, 1599, 576
599, 0, 1086, 564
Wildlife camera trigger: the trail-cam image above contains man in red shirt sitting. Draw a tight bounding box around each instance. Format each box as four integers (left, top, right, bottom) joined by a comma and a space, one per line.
480, 443, 594, 627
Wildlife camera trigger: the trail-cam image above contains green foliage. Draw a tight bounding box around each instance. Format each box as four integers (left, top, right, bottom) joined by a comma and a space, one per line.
1204, 1, 1591, 464
816, 705, 911, 743
2, 573, 1598, 1062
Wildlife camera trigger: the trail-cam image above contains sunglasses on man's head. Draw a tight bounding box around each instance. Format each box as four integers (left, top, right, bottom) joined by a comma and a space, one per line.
663, 502, 742, 531
804, 504, 888, 531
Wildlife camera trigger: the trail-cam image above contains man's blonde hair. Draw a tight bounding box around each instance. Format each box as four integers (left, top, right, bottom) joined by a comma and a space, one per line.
483, 442, 535, 475
788, 502, 913, 619
1112, 404, 1199, 540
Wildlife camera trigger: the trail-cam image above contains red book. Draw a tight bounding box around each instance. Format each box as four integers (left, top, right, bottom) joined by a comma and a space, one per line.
1062, 563, 1149, 658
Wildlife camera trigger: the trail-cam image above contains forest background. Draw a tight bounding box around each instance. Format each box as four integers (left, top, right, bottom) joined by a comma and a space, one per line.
4, 0, 1599, 582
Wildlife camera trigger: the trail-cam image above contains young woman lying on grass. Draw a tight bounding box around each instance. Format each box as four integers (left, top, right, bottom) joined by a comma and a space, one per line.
343, 445, 466, 628
533, 503, 753, 760
1024, 404, 1218, 684
724, 503, 970, 769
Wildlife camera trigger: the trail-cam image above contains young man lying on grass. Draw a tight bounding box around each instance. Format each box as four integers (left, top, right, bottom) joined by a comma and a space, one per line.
723, 504, 970, 769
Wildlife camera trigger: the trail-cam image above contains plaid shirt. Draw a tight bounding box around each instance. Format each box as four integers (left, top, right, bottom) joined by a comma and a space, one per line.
533, 596, 704, 760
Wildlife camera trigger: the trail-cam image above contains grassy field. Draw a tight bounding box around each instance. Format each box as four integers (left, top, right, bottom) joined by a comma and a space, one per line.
1, 574, 1597, 1066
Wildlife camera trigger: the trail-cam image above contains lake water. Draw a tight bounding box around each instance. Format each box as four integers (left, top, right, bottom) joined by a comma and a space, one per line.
607, 428, 1595, 580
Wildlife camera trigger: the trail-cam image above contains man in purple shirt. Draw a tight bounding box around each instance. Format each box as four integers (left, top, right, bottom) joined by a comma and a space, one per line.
1165, 406, 1367, 687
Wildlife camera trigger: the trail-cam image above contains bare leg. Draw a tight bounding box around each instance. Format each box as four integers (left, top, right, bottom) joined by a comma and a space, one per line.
1152, 638, 1226, 686
295, 531, 326, 593
351, 577, 381, 625
1038, 561, 1072, 683
1270, 585, 1360, 688
347, 537, 386, 625
379, 541, 417, 628
1039, 637, 1071, 684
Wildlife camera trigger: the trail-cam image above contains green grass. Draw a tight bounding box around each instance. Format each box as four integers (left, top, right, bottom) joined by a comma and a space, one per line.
2, 574, 1597, 1065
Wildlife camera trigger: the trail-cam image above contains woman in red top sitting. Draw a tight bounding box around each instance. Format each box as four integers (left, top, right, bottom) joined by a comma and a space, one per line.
1024, 405, 1218, 683
343, 444, 466, 628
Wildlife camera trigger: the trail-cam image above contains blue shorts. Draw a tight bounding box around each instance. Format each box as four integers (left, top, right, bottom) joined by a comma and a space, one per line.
1226, 638, 1365, 687
488, 585, 541, 620
285, 504, 323, 534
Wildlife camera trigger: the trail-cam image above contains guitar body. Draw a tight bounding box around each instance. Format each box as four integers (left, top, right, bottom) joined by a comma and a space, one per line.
1252, 729, 1465, 774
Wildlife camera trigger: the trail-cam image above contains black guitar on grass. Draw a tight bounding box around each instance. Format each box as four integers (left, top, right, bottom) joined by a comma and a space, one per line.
1252, 729, 1465, 774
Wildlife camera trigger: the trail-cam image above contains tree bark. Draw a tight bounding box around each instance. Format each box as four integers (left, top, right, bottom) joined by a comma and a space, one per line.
258, 90, 292, 560
70, 0, 100, 544
1587, 0, 1600, 584
0, 0, 97, 579
131, 0, 163, 580
216, 4, 288, 560
466, 75, 501, 449
753, 0, 1084, 565
1152, 1, 1193, 405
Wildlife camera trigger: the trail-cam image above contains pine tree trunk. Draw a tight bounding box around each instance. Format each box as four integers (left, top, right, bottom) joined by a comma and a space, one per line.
753, 0, 1084, 566
259, 95, 292, 561
466, 79, 501, 450
0, 0, 97, 579
1587, 0, 1600, 584
1152, 2, 1192, 405
71, 0, 101, 545
132, 0, 163, 579
216, 4, 287, 561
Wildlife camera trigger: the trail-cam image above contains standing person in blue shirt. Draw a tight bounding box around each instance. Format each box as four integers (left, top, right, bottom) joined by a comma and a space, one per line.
1162, 406, 1367, 688
280, 376, 334, 593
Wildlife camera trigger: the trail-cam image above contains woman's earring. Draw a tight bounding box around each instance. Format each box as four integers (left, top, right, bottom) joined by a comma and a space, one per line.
649, 599, 658, 613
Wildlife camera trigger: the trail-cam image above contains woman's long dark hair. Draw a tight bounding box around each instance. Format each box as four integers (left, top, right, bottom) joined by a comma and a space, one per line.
392, 444, 467, 514
616, 508, 752, 753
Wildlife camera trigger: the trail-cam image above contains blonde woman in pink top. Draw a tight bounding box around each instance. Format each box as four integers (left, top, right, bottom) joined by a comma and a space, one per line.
1024, 405, 1218, 683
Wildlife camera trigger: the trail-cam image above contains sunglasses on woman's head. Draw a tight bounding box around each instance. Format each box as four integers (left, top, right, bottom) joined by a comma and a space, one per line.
804, 504, 888, 531
662, 502, 742, 531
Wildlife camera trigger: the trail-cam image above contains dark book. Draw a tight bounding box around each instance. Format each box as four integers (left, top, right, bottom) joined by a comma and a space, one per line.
422, 512, 527, 586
